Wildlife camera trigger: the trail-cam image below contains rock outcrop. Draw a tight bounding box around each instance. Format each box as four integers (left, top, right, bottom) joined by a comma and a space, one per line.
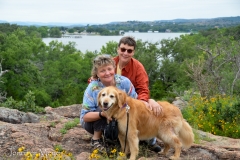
0, 107, 39, 124
0, 104, 239, 160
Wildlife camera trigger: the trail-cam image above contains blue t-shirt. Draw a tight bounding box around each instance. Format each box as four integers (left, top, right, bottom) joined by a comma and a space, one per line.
80, 74, 137, 125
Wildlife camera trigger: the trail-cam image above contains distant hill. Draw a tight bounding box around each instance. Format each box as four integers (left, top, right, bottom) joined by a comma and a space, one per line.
108, 16, 240, 26
1, 16, 239, 32
154, 16, 240, 25
100, 16, 240, 33
0, 20, 8, 23
1, 16, 240, 27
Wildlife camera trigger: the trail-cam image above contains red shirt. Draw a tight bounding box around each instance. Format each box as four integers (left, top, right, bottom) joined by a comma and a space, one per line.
114, 56, 150, 101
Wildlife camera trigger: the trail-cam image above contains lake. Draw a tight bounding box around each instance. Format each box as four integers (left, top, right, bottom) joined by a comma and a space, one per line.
43, 33, 187, 53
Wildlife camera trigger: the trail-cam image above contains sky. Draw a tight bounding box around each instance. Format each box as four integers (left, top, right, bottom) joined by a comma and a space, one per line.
0, 0, 240, 24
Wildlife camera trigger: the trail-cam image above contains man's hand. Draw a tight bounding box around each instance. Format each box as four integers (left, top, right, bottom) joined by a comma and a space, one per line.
148, 99, 162, 116
141, 100, 150, 109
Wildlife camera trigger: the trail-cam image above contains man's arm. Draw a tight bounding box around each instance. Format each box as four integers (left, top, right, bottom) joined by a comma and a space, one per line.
134, 61, 162, 116
134, 62, 150, 102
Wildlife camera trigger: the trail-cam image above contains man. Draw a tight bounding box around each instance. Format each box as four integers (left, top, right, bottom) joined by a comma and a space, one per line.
113, 36, 162, 152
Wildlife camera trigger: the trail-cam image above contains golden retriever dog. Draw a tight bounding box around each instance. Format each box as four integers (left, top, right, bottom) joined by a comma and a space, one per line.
98, 86, 194, 160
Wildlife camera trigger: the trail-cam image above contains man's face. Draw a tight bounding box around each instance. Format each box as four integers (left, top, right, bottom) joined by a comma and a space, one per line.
117, 43, 135, 64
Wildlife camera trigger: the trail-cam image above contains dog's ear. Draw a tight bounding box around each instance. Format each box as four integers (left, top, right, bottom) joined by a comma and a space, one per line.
97, 90, 102, 107
117, 89, 127, 108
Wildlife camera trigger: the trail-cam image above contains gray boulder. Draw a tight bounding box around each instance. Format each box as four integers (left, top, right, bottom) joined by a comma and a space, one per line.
0, 107, 39, 123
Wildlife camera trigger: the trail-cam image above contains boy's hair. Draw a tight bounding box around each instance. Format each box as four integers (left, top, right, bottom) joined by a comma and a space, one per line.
118, 36, 136, 49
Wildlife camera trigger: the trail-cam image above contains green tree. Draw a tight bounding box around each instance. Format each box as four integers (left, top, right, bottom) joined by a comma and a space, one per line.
100, 41, 118, 56
86, 27, 94, 33
68, 28, 74, 33
0, 29, 44, 100
40, 40, 95, 106
0, 23, 19, 34
134, 40, 161, 88
49, 27, 61, 38
37, 26, 49, 38
77, 28, 85, 33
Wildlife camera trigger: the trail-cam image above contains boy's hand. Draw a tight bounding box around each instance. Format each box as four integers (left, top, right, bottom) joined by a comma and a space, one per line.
148, 99, 162, 116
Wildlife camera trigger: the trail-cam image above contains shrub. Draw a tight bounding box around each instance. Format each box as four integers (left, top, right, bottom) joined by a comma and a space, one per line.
1, 90, 44, 113
182, 95, 240, 138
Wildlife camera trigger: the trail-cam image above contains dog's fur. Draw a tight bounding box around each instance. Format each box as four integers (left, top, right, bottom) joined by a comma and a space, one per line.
98, 86, 194, 160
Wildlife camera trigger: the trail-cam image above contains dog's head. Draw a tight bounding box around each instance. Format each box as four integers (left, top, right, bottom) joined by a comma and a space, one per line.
98, 86, 127, 112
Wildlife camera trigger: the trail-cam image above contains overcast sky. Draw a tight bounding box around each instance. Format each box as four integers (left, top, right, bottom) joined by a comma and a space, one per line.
0, 0, 239, 24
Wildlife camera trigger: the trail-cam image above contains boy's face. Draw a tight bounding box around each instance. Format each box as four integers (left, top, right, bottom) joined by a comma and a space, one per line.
117, 43, 135, 64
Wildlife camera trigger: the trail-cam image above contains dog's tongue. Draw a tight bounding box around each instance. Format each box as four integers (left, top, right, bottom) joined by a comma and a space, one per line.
103, 103, 113, 111
103, 104, 108, 110
103, 106, 109, 111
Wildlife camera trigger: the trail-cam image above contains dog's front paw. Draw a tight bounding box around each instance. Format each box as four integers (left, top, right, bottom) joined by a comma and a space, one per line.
159, 151, 166, 155
169, 155, 180, 160
116, 155, 127, 160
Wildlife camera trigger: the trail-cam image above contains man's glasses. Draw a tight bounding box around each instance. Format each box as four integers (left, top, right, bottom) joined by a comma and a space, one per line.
120, 47, 134, 54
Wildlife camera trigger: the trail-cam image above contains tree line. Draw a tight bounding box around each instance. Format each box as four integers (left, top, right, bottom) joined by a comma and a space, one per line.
1, 16, 240, 38
0, 24, 240, 111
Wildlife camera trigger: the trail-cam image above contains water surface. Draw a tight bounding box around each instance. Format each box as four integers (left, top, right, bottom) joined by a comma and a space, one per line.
43, 33, 186, 53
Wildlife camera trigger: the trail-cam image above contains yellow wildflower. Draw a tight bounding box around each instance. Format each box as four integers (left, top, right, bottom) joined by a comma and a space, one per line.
111, 149, 117, 153
18, 147, 24, 152
25, 151, 32, 157
35, 153, 40, 158
93, 149, 98, 154
119, 152, 125, 157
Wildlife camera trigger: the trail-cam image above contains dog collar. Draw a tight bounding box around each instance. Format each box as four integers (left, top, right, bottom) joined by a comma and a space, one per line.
122, 103, 130, 113
122, 103, 127, 108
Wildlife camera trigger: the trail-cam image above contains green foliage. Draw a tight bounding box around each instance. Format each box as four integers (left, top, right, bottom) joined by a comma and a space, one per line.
150, 80, 166, 100
37, 26, 49, 38
0, 23, 19, 34
182, 95, 240, 138
1, 23, 240, 123
1, 90, 44, 113
1, 29, 45, 100
33, 89, 51, 107
60, 128, 67, 134
64, 120, 78, 130
60, 118, 80, 134
85, 27, 120, 35
50, 122, 56, 127
100, 41, 118, 56
67, 28, 74, 33
150, 80, 177, 102
134, 39, 161, 87
54, 144, 63, 152
49, 27, 62, 38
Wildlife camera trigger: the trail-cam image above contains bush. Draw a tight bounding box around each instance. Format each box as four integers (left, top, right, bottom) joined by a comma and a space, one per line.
33, 89, 51, 107
1, 90, 44, 113
182, 95, 240, 138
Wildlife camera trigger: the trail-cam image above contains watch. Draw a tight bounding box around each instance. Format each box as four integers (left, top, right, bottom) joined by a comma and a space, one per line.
99, 111, 104, 119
